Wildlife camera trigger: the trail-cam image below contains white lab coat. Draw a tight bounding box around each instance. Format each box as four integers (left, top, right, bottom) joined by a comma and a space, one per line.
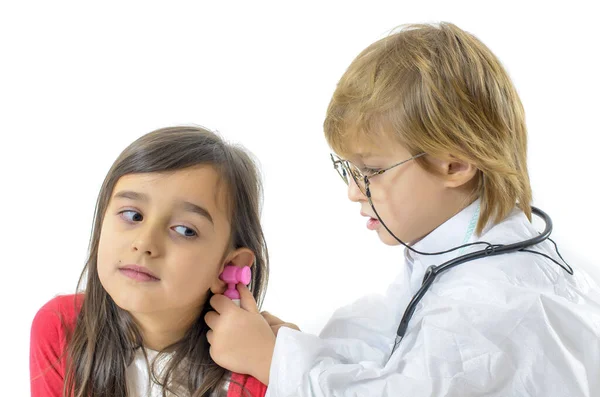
266, 200, 600, 396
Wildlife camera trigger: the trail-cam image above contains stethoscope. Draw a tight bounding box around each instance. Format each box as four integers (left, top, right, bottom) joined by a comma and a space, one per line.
365, 191, 574, 355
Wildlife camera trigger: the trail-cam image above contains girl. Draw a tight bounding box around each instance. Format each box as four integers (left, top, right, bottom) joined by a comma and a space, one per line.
30, 126, 269, 397
205, 23, 600, 396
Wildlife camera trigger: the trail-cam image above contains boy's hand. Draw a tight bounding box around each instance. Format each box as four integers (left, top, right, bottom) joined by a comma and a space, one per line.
205, 284, 275, 385
261, 311, 300, 336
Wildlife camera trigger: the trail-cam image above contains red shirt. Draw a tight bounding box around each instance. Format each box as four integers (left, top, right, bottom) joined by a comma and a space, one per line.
30, 295, 267, 397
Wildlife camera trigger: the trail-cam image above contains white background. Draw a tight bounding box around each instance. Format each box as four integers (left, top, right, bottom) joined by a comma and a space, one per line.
1, 1, 598, 394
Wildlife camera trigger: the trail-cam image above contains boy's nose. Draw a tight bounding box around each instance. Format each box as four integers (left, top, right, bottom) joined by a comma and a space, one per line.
347, 177, 366, 202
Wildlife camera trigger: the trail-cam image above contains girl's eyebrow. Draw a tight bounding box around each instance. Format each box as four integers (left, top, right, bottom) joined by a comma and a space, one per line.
113, 190, 147, 202
113, 190, 214, 225
178, 200, 214, 225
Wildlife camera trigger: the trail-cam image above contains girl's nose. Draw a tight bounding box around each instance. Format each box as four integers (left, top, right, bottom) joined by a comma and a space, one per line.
131, 225, 161, 257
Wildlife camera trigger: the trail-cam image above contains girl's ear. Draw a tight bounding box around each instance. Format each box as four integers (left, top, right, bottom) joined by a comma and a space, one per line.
210, 248, 255, 294
226, 248, 256, 269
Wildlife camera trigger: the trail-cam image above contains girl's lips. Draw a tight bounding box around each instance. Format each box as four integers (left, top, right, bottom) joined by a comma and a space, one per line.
118, 264, 160, 281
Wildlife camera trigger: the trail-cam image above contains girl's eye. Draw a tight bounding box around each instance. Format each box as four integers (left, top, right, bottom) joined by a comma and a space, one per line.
120, 210, 143, 222
172, 225, 198, 238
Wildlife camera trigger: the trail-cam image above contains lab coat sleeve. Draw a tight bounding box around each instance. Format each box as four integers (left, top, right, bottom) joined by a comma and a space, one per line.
265, 313, 512, 397
318, 293, 400, 354
265, 291, 410, 396
266, 327, 438, 397
265, 281, 595, 397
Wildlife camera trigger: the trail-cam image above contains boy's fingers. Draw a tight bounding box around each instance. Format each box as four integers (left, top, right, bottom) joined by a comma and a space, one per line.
210, 293, 235, 314
271, 323, 300, 336
237, 284, 259, 313
261, 311, 285, 326
204, 311, 218, 329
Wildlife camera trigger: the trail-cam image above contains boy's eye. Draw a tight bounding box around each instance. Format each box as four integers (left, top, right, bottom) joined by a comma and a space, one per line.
120, 210, 143, 222
348, 164, 365, 178
172, 225, 198, 238
361, 167, 380, 176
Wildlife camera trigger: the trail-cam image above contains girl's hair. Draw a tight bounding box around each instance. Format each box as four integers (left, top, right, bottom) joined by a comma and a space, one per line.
324, 22, 531, 234
64, 126, 269, 396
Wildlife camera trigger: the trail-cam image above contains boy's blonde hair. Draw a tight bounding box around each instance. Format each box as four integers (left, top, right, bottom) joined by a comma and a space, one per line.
324, 22, 531, 234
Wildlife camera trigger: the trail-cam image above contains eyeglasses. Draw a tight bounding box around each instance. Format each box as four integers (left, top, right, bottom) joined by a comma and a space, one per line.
330, 152, 426, 197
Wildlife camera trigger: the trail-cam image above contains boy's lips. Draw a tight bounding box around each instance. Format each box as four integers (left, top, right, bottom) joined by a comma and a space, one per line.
366, 218, 380, 230
361, 212, 380, 230
118, 264, 160, 281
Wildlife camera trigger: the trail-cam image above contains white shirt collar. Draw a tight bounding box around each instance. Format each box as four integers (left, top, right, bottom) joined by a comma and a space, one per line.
404, 199, 481, 275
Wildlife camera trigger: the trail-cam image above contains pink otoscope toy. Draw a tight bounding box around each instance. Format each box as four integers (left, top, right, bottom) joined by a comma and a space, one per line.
219, 265, 252, 306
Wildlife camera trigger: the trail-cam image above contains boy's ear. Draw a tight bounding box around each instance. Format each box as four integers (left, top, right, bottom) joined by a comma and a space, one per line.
437, 156, 478, 188
210, 248, 255, 294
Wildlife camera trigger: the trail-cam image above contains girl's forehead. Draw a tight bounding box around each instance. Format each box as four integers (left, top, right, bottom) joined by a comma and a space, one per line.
114, 166, 216, 191
110, 166, 230, 217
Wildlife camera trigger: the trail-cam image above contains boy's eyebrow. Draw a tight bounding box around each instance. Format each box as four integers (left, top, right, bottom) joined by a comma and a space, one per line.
113, 190, 214, 225
357, 152, 383, 161
360, 152, 390, 160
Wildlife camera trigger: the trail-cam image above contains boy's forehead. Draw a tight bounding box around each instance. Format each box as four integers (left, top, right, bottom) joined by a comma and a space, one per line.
334, 136, 405, 161
332, 132, 378, 157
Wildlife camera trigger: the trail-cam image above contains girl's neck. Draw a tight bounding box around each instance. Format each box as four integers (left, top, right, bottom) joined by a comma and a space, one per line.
131, 306, 201, 351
